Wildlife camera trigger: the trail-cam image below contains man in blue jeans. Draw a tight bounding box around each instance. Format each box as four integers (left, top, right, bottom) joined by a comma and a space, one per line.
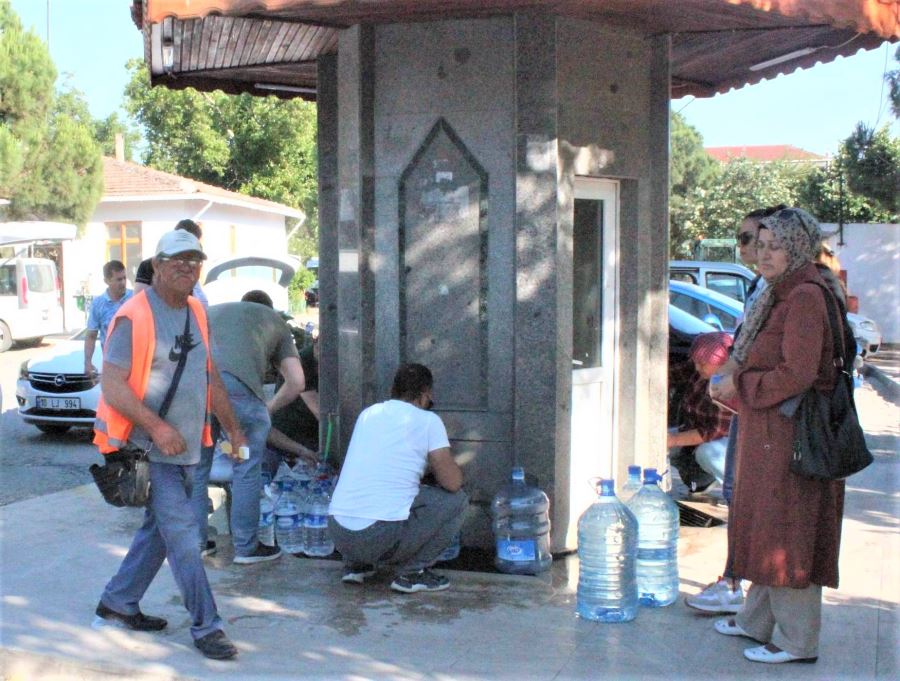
93, 230, 245, 660
191, 290, 305, 564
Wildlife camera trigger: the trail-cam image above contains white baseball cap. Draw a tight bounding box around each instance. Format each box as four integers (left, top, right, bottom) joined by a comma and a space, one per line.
155, 230, 207, 260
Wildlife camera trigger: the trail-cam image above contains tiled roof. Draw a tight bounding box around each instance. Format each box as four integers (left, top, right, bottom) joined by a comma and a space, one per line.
705, 145, 828, 163
102, 156, 303, 218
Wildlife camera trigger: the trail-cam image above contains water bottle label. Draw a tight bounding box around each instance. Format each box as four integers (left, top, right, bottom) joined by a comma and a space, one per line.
260, 510, 273, 524
305, 513, 328, 529
496, 539, 537, 561
276, 515, 296, 529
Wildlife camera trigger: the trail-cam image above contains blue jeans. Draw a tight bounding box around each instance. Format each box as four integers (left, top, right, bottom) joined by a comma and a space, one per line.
100, 462, 222, 640
722, 416, 739, 580
695, 437, 728, 486
192, 373, 271, 557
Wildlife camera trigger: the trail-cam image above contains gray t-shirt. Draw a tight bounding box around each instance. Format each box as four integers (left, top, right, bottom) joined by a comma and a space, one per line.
104, 289, 210, 465
207, 302, 298, 402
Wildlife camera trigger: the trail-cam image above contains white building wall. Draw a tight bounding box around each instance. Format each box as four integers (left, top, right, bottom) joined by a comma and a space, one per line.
62, 198, 290, 331
823, 223, 899, 344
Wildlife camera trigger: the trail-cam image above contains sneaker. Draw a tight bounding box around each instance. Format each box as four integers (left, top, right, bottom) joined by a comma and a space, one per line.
390, 568, 450, 593
233, 543, 282, 564
685, 577, 744, 614
201, 540, 217, 557
194, 629, 238, 660
342, 563, 376, 584
92, 601, 167, 631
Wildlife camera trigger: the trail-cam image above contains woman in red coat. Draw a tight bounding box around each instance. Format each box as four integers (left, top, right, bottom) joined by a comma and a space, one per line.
709, 207, 845, 665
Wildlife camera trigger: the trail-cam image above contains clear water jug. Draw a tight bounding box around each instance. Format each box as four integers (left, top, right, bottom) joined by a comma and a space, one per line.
619, 465, 643, 504
491, 467, 552, 574
303, 483, 334, 557
576, 478, 638, 623
625, 467, 679, 607
258, 496, 275, 547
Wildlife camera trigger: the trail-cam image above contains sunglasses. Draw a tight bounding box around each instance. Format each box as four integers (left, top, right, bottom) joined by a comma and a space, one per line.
158, 255, 204, 268
737, 232, 756, 246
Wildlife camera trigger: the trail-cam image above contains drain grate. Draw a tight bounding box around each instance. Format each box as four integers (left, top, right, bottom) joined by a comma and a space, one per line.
677, 501, 725, 528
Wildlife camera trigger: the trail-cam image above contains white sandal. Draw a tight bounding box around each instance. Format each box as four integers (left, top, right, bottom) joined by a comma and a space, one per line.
713, 618, 752, 638
743, 644, 817, 664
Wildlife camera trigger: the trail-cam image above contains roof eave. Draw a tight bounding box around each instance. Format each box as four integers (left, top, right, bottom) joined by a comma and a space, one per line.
99, 192, 305, 219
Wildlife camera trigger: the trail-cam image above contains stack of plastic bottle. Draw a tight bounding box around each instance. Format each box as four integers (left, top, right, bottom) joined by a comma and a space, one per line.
273, 463, 304, 554
258, 492, 276, 547
576, 478, 638, 623
618, 465, 643, 504
625, 467, 680, 607
491, 467, 553, 575
302, 478, 335, 557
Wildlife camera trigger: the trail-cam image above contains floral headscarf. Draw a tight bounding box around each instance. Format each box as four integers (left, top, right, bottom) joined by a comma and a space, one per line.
731, 208, 822, 365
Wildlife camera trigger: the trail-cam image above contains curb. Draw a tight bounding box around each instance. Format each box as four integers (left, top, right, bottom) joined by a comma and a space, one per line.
861, 362, 900, 404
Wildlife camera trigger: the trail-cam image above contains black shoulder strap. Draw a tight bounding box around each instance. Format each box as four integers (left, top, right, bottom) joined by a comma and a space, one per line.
157, 307, 192, 419
809, 280, 853, 373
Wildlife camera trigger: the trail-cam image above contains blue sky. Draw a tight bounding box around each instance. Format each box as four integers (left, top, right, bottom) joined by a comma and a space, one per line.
11, 0, 899, 157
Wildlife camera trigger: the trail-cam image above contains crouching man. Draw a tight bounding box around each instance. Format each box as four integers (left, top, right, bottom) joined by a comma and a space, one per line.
328, 363, 467, 593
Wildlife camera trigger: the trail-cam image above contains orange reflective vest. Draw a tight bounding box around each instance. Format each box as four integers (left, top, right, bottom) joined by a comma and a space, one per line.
93, 291, 213, 454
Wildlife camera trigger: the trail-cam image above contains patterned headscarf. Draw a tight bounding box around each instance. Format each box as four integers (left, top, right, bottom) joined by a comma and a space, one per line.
731, 208, 822, 365
690, 332, 733, 367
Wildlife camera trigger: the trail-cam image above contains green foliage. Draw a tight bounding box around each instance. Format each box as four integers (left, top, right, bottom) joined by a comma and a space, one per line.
123, 59, 319, 251
93, 112, 141, 161
886, 45, 900, 120
0, 0, 102, 224
839, 123, 900, 215
669, 113, 718, 256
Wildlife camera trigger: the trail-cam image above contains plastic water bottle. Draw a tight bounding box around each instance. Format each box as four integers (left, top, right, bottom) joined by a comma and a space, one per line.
492, 467, 553, 574
258, 496, 275, 547
303, 483, 334, 557
619, 465, 643, 504
274, 500, 302, 553
576, 478, 638, 622
626, 467, 680, 607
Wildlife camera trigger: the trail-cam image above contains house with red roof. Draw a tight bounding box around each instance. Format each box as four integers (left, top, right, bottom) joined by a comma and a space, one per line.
705, 144, 829, 167
59, 153, 303, 329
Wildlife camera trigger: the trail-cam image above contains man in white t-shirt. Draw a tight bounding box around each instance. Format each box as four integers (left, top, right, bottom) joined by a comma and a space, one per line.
328, 363, 467, 593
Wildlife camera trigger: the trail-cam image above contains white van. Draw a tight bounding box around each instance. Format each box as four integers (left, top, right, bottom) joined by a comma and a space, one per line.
0, 255, 64, 351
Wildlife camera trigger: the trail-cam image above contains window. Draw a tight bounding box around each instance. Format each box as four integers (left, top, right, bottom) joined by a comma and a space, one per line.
670, 271, 698, 285
706, 273, 747, 303
670, 291, 706, 320
0, 264, 16, 295
25, 264, 54, 292
105, 222, 142, 282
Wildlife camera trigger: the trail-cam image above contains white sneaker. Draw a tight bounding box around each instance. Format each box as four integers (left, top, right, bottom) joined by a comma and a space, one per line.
685, 577, 744, 614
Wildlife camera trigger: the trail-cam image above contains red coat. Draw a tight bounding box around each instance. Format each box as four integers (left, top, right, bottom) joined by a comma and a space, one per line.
730, 263, 845, 588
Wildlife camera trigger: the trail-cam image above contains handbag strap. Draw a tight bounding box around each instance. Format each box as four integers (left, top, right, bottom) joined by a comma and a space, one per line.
157, 307, 193, 419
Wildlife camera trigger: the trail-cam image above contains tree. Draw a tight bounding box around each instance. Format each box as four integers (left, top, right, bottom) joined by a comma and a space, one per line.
669, 112, 717, 256
839, 123, 900, 216
0, 0, 102, 224
123, 59, 319, 263
885, 45, 900, 120
93, 112, 141, 162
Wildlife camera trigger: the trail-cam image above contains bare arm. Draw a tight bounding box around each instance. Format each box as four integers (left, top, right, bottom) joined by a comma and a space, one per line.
266, 426, 318, 466
101, 362, 186, 456
300, 390, 319, 420
84, 330, 99, 375
267, 356, 305, 414
427, 447, 463, 492
209, 365, 246, 457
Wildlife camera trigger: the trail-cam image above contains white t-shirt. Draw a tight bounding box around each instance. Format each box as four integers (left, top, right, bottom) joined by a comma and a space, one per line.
329, 399, 450, 529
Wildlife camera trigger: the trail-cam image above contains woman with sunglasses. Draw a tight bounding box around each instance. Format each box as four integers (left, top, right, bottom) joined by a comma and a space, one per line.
686, 204, 784, 615
709, 207, 846, 664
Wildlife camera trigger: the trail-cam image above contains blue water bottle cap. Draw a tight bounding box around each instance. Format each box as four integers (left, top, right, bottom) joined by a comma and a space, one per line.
599, 479, 615, 496
643, 467, 659, 484
627, 464, 641, 475
511, 467, 525, 482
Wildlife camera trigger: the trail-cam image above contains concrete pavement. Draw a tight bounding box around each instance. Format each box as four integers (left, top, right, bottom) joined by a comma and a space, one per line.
1, 380, 897, 681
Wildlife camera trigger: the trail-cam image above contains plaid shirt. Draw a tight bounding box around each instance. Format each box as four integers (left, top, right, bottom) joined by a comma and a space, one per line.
670, 361, 733, 442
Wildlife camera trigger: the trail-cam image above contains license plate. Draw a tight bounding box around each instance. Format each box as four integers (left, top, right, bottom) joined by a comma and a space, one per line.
36, 396, 81, 410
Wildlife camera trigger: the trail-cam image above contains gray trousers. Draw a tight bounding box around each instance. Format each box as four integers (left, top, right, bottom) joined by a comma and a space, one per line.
328, 485, 468, 575
736, 583, 822, 658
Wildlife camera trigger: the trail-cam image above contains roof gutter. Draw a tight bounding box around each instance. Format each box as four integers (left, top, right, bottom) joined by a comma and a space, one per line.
99, 193, 305, 219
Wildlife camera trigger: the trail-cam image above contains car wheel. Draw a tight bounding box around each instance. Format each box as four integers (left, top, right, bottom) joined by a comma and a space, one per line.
36, 424, 71, 435
0, 321, 12, 352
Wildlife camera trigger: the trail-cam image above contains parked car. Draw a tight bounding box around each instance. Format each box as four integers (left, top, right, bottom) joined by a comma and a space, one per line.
203, 254, 299, 313
669, 279, 744, 333
16, 328, 101, 434
0, 254, 64, 352
669, 260, 756, 304
847, 312, 882, 356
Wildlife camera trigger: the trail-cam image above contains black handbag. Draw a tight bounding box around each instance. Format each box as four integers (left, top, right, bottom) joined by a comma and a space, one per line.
89, 308, 193, 507
790, 283, 873, 481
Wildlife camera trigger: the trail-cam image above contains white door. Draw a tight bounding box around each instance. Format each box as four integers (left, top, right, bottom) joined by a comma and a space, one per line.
567, 178, 619, 547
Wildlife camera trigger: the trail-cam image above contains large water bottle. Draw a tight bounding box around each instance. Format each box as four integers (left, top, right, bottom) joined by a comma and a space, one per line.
303, 483, 334, 557
258, 495, 275, 547
576, 478, 638, 622
619, 465, 643, 504
274, 496, 303, 554
491, 467, 553, 575
625, 467, 680, 607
